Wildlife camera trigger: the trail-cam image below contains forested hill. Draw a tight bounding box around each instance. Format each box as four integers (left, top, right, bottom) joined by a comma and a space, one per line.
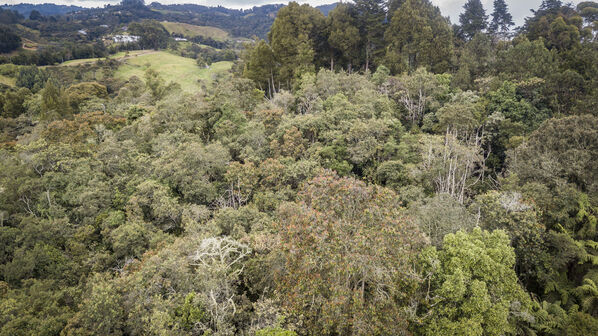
1, 3, 84, 17
2, 2, 339, 38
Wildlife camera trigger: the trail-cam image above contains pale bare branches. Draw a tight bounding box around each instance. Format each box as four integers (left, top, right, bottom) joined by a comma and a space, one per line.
189, 237, 251, 334
420, 129, 486, 204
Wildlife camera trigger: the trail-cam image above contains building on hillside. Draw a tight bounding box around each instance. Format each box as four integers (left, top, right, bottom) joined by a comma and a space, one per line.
113, 35, 140, 43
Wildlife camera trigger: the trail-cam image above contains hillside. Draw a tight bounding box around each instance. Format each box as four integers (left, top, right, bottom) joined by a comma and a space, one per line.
161, 21, 229, 41
1, 3, 83, 17
115, 51, 232, 92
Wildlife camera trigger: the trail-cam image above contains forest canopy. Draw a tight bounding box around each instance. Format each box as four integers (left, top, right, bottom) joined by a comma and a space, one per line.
0, 0, 598, 335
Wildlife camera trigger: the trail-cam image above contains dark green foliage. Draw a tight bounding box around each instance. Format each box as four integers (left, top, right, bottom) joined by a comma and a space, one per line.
268, 2, 326, 86
128, 20, 170, 50
15, 66, 47, 92
327, 3, 362, 71
385, 0, 454, 73
459, 0, 488, 40
0, 25, 21, 53
489, 0, 514, 36
353, 0, 387, 71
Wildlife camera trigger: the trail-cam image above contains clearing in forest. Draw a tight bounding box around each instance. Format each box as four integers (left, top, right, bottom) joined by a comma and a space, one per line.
115, 51, 232, 92
161, 21, 229, 41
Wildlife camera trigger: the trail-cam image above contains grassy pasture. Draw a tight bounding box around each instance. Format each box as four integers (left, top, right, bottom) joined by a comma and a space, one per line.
114, 51, 232, 92
0, 75, 15, 87
161, 21, 229, 41
59, 50, 153, 66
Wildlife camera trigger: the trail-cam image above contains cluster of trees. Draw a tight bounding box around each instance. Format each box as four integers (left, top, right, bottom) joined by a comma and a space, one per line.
0, 0, 597, 335
173, 43, 236, 67
1, 42, 109, 67
244, 0, 598, 99
0, 25, 21, 53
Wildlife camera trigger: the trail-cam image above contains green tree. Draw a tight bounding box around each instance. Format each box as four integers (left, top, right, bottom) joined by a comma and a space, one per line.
0, 25, 21, 53
1, 88, 30, 118
508, 115, 598, 194
385, 0, 454, 74
489, 0, 514, 38
578, 2, 598, 23
243, 39, 277, 97
418, 228, 534, 336
273, 172, 425, 335
496, 37, 557, 80
268, 2, 326, 87
128, 20, 169, 50
40, 80, 71, 120
459, 0, 489, 40
354, 0, 386, 71
15, 66, 47, 92
472, 191, 547, 291
327, 3, 362, 71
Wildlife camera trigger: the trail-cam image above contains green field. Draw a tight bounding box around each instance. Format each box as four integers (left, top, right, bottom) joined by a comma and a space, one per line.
115, 51, 232, 92
0, 75, 15, 87
161, 21, 229, 40
59, 50, 153, 66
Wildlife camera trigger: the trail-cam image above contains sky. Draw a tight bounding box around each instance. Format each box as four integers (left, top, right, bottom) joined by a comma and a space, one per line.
1, 0, 588, 26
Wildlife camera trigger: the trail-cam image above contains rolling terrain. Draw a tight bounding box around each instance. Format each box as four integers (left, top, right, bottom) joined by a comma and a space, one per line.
114, 51, 232, 92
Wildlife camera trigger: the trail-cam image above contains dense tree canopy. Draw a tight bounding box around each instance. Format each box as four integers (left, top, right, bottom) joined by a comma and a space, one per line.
459, 0, 489, 39
1, 0, 598, 335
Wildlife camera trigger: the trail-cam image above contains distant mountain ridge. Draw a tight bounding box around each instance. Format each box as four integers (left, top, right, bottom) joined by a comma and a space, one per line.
2, 2, 338, 38
1, 3, 84, 17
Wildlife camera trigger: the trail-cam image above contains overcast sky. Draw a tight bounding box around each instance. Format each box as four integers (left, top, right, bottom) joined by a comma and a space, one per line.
1, 0, 587, 26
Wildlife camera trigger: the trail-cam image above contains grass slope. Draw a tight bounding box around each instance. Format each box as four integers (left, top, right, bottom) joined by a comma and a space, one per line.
59, 50, 153, 66
161, 21, 229, 40
0, 75, 15, 87
115, 51, 232, 92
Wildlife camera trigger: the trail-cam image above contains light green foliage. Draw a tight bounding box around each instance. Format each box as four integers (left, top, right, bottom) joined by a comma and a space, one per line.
256, 326, 297, 336
419, 228, 534, 335
40, 80, 71, 120
435, 90, 484, 134
161, 21, 229, 40
393, 67, 450, 124
115, 51, 232, 93
472, 191, 547, 288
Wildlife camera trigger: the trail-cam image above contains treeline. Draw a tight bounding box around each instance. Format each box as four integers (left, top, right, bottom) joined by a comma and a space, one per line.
243, 0, 598, 106
1, 3, 84, 17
